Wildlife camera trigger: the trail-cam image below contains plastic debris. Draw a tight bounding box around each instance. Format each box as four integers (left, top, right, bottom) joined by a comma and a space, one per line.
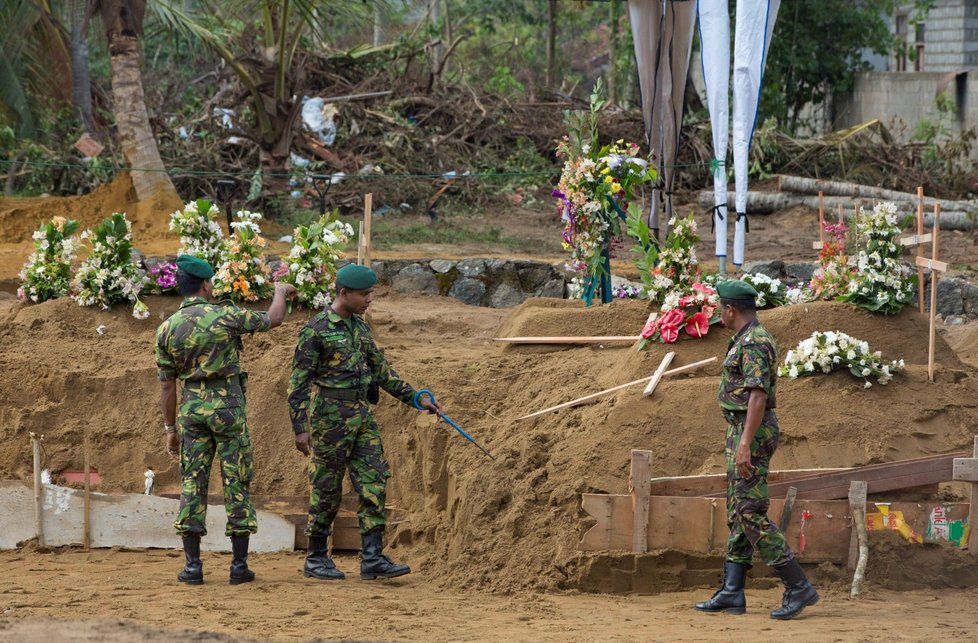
301, 97, 337, 146
213, 107, 236, 129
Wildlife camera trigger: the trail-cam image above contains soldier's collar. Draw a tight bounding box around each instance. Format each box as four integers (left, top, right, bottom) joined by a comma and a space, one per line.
326, 309, 345, 323
180, 296, 209, 309
729, 317, 759, 345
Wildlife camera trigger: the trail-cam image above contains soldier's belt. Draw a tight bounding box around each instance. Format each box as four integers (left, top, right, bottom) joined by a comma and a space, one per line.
723, 408, 778, 423
317, 386, 369, 402
183, 375, 242, 390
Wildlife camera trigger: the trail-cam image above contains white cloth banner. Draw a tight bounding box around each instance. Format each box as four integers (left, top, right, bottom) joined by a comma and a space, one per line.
698, 0, 780, 266
628, 0, 697, 233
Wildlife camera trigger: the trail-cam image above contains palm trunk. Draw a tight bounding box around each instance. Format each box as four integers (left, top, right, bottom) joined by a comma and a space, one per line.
69, 0, 95, 133
109, 34, 176, 201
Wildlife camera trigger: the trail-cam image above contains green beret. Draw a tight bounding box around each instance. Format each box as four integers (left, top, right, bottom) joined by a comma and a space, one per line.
175, 254, 215, 279
335, 264, 377, 290
716, 279, 758, 301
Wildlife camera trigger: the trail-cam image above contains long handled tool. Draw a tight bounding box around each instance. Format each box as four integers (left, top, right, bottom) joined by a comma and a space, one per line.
412, 389, 495, 461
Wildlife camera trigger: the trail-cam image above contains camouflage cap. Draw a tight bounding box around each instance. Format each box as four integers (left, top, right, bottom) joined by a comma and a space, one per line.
176, 255, 215, 279
335, 264, 377, 290
716, 279, 758, 301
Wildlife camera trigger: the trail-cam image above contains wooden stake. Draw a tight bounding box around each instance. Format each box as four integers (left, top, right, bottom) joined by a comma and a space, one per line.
642, 351, 675, 397
917, 186, 925, 313
928, 203, 941, 382
363, 193, 373, 267
31, 432, 43, 545
817, 191, 825, 247
952, 436, 978, 557
517, 357, 716, 420
849, 480, 869, 598
778, 485, 798, 533
357, 221, 365, 265
629, 450, 652, 553
493, 336, 641, 345
83, 426, 91, 549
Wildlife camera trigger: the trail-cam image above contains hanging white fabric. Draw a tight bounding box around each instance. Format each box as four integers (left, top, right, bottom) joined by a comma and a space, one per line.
698, 0, 780, 266
628, 0, 697, 235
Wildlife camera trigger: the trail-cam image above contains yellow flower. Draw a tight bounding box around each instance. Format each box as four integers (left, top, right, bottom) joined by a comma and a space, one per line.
604, 176, 613, 184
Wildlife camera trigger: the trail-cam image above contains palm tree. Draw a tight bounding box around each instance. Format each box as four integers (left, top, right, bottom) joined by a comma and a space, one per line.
93, 0, 177, 201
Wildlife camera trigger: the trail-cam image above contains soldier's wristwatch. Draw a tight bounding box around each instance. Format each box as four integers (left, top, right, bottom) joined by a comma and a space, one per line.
164, 423, 176, 434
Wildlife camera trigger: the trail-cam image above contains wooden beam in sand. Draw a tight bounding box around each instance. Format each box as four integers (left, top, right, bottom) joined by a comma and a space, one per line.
517, 356, 716, 421
494, 336, 641, 345
952, 436, 978, 557
642, 351, 675, 397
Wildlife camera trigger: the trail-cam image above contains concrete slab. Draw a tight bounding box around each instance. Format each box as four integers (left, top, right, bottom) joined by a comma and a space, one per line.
0, 481, 294, 552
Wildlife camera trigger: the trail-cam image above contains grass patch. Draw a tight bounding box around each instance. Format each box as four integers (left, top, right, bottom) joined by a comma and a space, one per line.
370, 220, 538, 251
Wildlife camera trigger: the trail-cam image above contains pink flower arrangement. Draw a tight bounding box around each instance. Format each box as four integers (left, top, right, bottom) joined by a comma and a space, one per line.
149, 261, 178, 293
638, 281, 721, 347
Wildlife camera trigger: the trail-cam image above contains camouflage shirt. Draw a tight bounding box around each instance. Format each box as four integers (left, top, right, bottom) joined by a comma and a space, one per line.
155, 296, 270, 399
287, 309, 416, 434
717, 318, 778, 412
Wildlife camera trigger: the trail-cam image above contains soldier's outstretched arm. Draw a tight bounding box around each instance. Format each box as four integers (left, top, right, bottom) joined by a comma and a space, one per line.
267, 282, 297, 328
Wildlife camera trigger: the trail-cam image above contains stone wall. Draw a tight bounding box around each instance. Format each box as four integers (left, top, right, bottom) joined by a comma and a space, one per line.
371, 258, 565, 308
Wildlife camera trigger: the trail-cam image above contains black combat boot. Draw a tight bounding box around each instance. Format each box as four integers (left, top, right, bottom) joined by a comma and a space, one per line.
177, 534, 203, 585
693, 561, 748, 614
229, 534, 255, 585
770, 558, 819, 619
303, 535, 345, 580
360, 528, 410, 580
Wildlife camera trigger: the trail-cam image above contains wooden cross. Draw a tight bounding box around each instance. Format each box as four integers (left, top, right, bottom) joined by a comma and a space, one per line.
812, 191, 825, 251
896, 187, 933, 314
357, 193, 373, 266
952, 436, 978, 557
913, 203, 946, 382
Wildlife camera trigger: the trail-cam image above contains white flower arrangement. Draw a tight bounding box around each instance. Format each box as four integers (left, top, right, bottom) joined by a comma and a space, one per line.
18, 216, 80, 303
283, 211, 354, 308
740, 273, 787, 308
779, 330, 905, 388
169, 199, 227, 268
839, 202, 915, 314
71, 212, 150, 319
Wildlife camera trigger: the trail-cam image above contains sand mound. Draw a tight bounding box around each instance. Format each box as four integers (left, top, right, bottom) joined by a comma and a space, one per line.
0, 292, 976, 594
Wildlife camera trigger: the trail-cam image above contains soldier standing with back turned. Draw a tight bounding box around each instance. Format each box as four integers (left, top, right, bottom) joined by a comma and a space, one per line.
694, 280, 819, 619
288, 264, 438, 581
156, 255, 295, 585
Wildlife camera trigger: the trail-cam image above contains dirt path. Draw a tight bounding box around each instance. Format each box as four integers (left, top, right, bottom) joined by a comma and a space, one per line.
1, 548, 975, 642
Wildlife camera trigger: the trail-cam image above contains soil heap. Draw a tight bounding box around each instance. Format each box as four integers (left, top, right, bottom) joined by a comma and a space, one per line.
1, 291, 976, 594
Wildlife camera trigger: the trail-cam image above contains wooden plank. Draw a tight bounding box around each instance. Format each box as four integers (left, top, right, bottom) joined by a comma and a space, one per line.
642, 351, 675, 397
701, 453, 965, 500
917, 187, 925, 313
649, 468, 851, 497
848, 481, 867, 570
493, 336, 641, 344
969, 436, 978, 557
363, 193, 373, 267
579, 494, 632, 551
517, 357, 716, 421
914, 255, 948, 273
899, 233, 932, 246
929, 203, 941, 382
953, 456, 978, 483
629, 450, 652, 552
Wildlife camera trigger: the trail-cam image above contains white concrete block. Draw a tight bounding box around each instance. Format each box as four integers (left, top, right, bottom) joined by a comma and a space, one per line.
0, 481, 294, 552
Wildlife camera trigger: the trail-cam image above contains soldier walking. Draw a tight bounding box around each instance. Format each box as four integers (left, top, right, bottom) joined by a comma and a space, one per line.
694, 280, 819, 619
156, 255, 295, 585
288, 264, 438, 581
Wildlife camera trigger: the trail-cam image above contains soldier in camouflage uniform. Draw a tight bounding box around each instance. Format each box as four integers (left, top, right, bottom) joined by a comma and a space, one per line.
288, 264, 438, 581
695, 280, 818, 620
156, 255, 295, 585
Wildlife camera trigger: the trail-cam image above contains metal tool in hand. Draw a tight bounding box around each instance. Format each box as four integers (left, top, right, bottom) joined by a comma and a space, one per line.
412, 389, 495, 461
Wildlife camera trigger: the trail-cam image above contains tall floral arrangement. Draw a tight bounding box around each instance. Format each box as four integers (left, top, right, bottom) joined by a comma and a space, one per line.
809, 222, 853, 300
628, 211, 700, 304
213, 210, 272, 302
779, 331, 905, 388
18, 216, 80, 303
283, 211, 354, 308
553, 80, 657, 298
839, 202, 916, 314
71, 212, 150, 319
169, 199, 226, 267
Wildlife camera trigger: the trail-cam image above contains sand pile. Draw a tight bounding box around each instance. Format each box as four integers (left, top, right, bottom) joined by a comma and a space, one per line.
0, 292, 976, 594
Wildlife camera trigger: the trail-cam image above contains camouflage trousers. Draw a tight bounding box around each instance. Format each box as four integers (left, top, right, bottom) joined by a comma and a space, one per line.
306, 397, 390, 538
724, 409, 792, 567
174, 398, 257, 538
